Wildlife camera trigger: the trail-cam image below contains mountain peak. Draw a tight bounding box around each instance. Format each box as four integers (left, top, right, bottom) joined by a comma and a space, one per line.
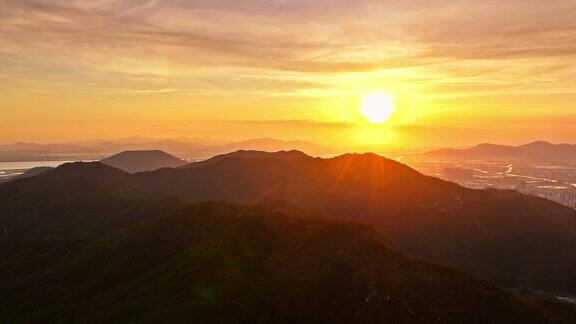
101, 150, 187, 173
520, 140, 554, 148
334, 152, 406, 166
114, 149, 165, 154
233, 149, 308, 156
474, 143, 499, 148
428, 141, 576, 161
183, 149, 310, 169
338, 152, 383, 158
44, 161, 130, 179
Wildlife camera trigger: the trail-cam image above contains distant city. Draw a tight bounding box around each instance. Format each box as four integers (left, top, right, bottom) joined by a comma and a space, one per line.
403, 156, 576, 209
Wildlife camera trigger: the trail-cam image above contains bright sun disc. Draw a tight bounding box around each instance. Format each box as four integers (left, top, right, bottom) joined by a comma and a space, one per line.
359, 92, 395, 124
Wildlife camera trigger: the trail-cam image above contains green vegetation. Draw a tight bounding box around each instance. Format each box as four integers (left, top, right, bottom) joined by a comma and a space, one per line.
135, 153, 576, 293
2, 199, 575, 323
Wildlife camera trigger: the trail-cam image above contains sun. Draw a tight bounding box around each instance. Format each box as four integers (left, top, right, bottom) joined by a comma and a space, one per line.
359, 92, 395, 124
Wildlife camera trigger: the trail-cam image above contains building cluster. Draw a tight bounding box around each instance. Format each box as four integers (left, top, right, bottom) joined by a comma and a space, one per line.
443, 168, 474, 181
531, 188, 576, 209
442, 169, 576, 210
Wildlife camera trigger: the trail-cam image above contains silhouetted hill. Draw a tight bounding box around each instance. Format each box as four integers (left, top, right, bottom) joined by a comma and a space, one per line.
0, 166, 53, 185
0, 162, 151, 200
43, 161, 132, 181
220, 138, 326, 154
15, 166, 53, 178
1, 200, 574, 323
427, 141, 576, 161
183, 150, 309, 168
134, 153, 576, 294
100, 150, 187, 173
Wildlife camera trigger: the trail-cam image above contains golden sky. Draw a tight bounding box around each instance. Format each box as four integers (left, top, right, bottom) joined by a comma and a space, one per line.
1, 0, 575, 150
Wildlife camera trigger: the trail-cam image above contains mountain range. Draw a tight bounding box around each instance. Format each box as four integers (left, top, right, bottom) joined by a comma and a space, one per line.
0, 138, 328, 162
134, 153, 576, 294
0, 149, 313, 181
2, 150, 576, 321
427, 141, 576, 161
4, 151, 576, 293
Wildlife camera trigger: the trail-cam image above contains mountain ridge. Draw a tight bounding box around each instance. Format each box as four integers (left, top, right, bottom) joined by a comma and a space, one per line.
132, 153, 576, 294
0, 138, 329, 162
4, 153, 576, 295
427, 141, 576, 161
183, 149, 310, 168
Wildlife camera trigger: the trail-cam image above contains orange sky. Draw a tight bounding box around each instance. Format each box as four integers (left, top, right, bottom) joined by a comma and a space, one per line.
1, 0, 575, 150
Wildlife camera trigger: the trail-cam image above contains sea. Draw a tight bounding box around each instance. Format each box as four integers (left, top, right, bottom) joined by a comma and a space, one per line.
0, 160, 82, 180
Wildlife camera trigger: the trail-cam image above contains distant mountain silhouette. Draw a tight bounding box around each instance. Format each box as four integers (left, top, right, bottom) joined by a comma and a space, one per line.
0, 138, 329, 162
183, 150, 309, 168
220, 138, 325, 154
1, 198, 574, 322
0, 142, 89, 154
427, 141, 576, 161
92, 140, 212, 155
100, 150, 187, 173
0, 142, 100, 162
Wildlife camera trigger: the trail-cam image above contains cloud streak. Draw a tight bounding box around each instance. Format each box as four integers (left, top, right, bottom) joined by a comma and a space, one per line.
1, 0, 576, 146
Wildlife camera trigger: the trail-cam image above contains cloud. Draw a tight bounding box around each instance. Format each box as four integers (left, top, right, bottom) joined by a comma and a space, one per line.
1, 0, 575, 109
229, 118, 354, 129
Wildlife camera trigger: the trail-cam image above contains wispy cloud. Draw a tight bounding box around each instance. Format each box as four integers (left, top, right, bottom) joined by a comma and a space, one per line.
1, 0, 576, 145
